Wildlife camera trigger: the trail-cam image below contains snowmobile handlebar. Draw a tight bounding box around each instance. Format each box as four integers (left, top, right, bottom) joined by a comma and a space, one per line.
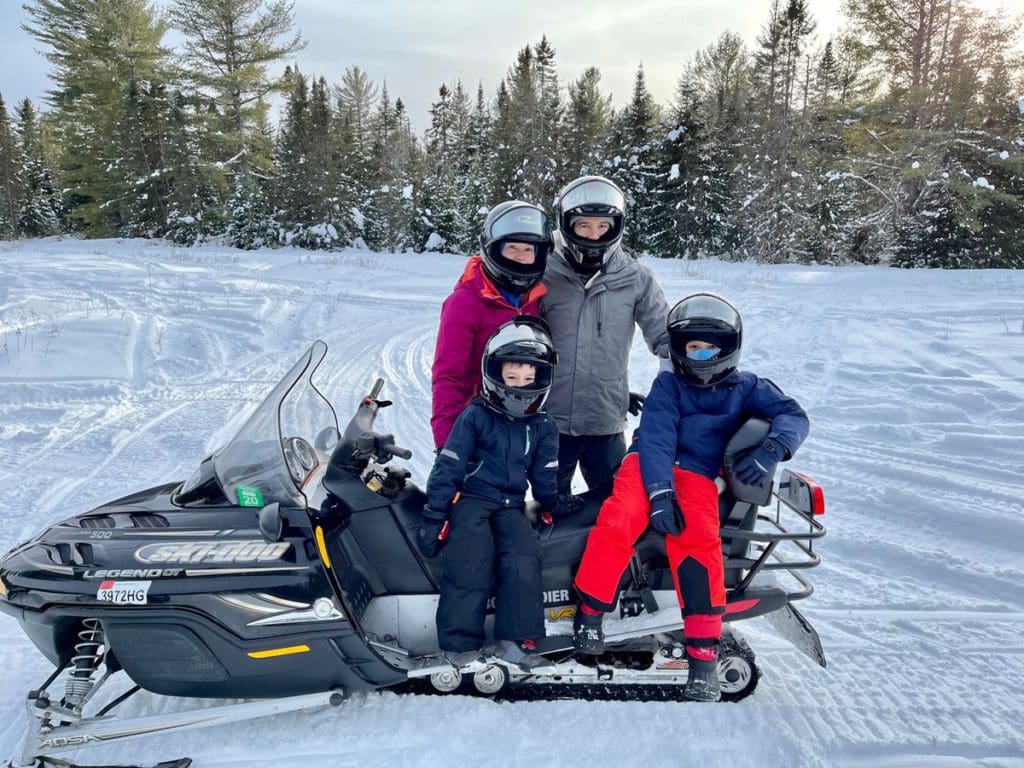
333, 378, 412, 468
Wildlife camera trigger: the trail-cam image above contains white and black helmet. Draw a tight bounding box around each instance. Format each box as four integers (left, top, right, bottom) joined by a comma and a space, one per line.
480, 316, 558, 419
554, 176, 626, 273
667, 293, 743, 387
479, 201, 551, 294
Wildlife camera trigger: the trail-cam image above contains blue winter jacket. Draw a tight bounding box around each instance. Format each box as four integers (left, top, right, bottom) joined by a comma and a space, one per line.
637, 370, 810, 494
426, 397, 560, 515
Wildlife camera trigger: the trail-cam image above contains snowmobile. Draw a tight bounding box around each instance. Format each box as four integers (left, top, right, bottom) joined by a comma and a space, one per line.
0, 341, 827, 768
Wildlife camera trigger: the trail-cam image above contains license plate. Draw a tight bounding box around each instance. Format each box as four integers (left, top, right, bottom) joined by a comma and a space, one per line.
96, 580, 151, 605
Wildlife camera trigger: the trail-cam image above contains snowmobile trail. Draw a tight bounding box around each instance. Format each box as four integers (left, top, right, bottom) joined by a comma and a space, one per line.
1, 242, 1023, 768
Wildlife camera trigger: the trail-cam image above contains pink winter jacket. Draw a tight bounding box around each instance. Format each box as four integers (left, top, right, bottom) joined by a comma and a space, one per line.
430, 256, 546, 449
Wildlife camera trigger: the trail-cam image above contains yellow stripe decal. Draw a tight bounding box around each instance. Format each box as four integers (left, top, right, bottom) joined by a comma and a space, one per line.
247, 644, 310, 659
315, 525, 331, 569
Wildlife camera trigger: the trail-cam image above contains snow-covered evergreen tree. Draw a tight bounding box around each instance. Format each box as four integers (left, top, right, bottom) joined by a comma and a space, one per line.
226, 176, 275, 249
0, 93, 26, 238
451, 83, 493, 253
364, 86, 419, 251
419, 84, 462, 251
15, 98, 60, 238
563, 68, 612, 178
605, 65, 662, 253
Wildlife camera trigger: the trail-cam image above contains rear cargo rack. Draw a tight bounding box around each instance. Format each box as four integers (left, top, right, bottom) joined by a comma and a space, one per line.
724, 469, 827, 599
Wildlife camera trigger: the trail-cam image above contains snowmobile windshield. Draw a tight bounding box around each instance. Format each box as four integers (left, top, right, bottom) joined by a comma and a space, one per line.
199, 341, 339, 509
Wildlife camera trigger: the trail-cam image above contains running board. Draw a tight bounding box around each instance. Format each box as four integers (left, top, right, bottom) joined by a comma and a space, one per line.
399, 603, 686, 678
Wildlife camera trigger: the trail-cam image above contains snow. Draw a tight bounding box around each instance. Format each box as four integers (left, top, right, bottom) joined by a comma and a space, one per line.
911, 161, 920, 169
1, 237, 1024, 767
974, 177, 994, 190
423, 232, 445, 251
668, 163, 680, 181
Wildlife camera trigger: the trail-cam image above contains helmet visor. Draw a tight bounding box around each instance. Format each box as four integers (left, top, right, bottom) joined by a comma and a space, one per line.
487, 206, 549, 242
668, 294, 741, 330
559, 179, 626, 214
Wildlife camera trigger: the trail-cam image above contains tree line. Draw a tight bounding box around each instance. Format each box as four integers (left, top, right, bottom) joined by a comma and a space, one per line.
1, 0, 1022, 267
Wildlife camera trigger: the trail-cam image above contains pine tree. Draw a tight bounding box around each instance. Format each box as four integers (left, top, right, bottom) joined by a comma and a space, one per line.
607, 65, 662, 253
23, 0, 172, 236
420, 84, 461, 251
170, 0, 305, 181
649, 82, 738, 259
452, 82, 493, 253
160, 90, 225, 244
226, 175, 275, 249
0, 92, 25, 238
334, 66, 379, 244
563, 67, 612, 178
533, 36, 564, 205
364, 83, 418, 251
16, 99, 60, 237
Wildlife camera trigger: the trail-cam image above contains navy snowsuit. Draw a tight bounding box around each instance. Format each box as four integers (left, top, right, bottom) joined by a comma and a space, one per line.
426, 397, 560, 652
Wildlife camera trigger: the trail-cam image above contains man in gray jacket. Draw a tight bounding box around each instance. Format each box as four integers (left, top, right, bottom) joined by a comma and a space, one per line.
541, 175, 670, 495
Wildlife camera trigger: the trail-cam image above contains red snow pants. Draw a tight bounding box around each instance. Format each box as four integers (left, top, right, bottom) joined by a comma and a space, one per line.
574, 453, 726, 619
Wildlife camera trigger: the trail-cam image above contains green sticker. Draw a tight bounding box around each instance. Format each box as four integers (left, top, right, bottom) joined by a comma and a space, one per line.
237, 485, 264, 508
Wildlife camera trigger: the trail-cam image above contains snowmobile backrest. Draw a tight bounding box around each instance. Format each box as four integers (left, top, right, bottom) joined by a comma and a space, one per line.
722, 417, 773, 507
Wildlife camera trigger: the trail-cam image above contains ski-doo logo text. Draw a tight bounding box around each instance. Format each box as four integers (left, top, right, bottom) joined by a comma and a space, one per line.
40, 734, 103, 748
134, 541, 290, 564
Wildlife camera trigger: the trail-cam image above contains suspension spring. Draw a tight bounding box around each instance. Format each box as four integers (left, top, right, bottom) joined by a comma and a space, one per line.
64, 618, 105, 708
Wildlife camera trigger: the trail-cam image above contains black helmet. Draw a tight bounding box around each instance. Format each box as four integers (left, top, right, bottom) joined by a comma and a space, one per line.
479, 201, 551, 294
554, 176, 626, 273
480, 316, 558, 418
667, 293, 743, 387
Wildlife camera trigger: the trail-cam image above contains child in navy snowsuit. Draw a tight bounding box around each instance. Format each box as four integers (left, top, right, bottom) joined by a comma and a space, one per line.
419, 317, 574, 671
572, 293, 810, 701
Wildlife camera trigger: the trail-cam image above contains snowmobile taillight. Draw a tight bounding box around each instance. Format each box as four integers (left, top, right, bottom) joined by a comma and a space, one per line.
793, 471, 826, 515
778, 469, 826, 517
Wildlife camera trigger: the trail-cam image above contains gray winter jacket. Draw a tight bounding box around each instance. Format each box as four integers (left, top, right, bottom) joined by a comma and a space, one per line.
540, 245, 670, 437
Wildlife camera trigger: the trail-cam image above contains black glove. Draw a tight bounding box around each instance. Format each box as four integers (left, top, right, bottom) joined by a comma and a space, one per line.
733, 439, 783, 488
649, 490, 685, 537
628, 392, 645, 416
554, 493, 584, 517
416, 507, 448, 558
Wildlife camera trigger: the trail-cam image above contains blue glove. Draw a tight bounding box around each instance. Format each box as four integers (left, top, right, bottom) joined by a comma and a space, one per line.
649, 490, 685, 537
628, 392, 645, 416
733, 439, 783, 488
416, 506, 449, 558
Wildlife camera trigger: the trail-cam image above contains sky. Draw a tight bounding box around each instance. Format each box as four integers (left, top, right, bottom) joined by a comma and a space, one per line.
2, 0, 845, 130
0, 237, 1022, 766
4, 0, 1020, 132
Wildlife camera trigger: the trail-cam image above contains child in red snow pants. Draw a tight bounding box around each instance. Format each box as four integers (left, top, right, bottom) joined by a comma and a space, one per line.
574, 453, 725, 646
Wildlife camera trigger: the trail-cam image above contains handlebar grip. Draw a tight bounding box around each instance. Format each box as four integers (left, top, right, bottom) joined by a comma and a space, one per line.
382, 443, 412, 460
368, 378, 384, 400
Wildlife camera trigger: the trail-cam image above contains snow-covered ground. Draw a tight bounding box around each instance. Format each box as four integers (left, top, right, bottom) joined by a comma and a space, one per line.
1, 237, 1022, 768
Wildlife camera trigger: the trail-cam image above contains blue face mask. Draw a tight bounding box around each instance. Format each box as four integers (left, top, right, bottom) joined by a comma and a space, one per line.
687, 347, 720, 361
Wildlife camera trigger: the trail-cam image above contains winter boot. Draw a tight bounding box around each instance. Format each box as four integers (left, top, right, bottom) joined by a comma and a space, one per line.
573, 605, 605, 655
485, 640, 556, 674
683, 649, 721, 702
444, 649, 487, 671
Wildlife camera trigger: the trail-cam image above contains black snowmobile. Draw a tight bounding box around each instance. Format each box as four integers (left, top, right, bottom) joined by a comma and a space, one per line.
0, 341, 827, 768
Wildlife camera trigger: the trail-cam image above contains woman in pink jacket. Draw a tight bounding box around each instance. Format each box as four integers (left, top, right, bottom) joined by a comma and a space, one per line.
431, 201, 551, 450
